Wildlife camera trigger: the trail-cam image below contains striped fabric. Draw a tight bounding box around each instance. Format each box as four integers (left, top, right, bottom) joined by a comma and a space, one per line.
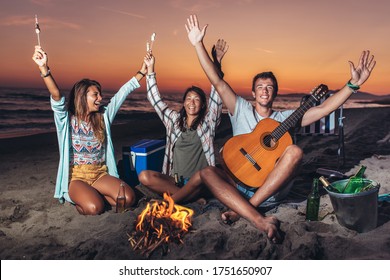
146, 73, 222, 176
295, 94, 345, 167
298, 95, 342, 136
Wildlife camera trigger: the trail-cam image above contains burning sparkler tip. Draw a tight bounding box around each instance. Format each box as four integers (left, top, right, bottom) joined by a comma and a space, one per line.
34, 14, 41, 45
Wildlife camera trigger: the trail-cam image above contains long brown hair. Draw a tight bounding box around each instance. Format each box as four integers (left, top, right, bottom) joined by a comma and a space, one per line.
67, 79, 105, 143
178, 86, 207, 131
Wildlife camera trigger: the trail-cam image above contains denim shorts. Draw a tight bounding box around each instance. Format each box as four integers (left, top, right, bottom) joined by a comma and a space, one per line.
182, 177, 190, 186
236, 180, 294, 208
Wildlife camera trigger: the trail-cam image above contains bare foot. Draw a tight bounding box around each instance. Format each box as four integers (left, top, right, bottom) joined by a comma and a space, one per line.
221, 210, 240, 224
253, 215, 282, 243
222, 210, 282, 243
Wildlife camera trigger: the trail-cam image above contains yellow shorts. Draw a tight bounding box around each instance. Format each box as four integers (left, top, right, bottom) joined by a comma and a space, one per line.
69, 164, 108, 186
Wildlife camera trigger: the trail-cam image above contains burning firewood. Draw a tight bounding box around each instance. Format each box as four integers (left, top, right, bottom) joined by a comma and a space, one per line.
128, 193, 194, 258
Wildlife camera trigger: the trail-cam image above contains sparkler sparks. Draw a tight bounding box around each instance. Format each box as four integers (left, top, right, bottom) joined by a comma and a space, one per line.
34, 15, 41, 46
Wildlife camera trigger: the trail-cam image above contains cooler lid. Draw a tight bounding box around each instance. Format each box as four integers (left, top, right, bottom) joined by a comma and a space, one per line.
130, 139, 166, 153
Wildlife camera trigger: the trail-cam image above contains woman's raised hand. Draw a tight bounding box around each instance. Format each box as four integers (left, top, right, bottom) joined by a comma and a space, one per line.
32, 45, 48, 67
144, 51, 155, 73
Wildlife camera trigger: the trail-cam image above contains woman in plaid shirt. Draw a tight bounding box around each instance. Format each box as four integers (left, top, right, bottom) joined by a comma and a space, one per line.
138, 39, 228, 203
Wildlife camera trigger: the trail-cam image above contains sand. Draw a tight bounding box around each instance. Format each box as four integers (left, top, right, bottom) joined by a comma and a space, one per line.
0, 107, 389, 260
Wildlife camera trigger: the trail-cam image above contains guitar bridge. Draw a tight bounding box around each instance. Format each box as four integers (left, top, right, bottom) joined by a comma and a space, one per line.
240, 148, 261, 171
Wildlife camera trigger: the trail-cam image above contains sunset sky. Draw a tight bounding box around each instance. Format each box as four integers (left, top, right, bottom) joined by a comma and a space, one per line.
1, 0, 389, 95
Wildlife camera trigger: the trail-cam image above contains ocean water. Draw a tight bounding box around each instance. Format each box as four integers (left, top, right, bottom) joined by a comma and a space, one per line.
0, 87, 385, 139
0, 87, 181, 139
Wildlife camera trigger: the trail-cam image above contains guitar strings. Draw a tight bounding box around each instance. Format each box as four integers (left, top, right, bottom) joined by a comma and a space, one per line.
229, 86, 327, 186
246, 95, 317, 158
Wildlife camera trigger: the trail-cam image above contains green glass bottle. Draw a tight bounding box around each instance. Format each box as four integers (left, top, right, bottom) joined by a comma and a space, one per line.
342, 165, 366, 194
319, 176, 341, 193
306, 178, 320, 221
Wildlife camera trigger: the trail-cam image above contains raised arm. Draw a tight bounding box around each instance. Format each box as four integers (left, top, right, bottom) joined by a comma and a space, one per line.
185, 15, 237, 115
301, 50, 376, 127
211, 39, 229, 78
32, 46, 61, 101
135, 61, 147, 82
144, 50, 155, 75
144, 51, 175, 125
206, 39, 229, 128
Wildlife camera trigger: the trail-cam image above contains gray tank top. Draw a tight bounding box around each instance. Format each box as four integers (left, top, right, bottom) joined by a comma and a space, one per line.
172, 129, 208, 179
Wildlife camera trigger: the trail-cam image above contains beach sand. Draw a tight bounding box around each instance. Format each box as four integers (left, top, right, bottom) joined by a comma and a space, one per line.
0, 107, 389, 260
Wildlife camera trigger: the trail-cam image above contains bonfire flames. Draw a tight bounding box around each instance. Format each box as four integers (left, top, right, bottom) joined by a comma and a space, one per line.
128, 193, 194, 257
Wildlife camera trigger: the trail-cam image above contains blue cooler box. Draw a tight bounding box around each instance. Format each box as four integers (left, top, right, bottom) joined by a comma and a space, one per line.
122, 139, 165, 186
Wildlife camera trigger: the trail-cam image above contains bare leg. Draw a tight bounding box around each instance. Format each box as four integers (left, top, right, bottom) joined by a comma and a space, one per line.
249, 145, 303, 207
171, 171, 206, 203
223, 145, 303, 223
199, 166, 281, 242
139, 170, 207, 203
68, 180, 105, 215
138, 170, 179, 196
92, 175, 136, 208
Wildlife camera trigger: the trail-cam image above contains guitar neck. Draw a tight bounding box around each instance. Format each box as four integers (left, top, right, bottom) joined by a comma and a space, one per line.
271, 95, 319, 141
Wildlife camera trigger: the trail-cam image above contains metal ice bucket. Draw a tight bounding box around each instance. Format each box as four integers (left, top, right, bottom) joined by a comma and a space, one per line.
325, 179, 380, 233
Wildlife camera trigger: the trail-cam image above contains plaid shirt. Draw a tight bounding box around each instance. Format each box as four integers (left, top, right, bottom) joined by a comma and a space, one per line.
146, 73, 222, 176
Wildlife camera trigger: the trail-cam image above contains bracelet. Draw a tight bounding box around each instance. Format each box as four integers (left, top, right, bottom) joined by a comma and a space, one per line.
40, 68, 51, 78
346, 80, 360, 92
137, 71, 145, 77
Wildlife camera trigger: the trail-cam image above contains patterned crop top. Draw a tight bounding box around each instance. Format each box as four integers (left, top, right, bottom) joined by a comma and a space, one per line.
69, 116, 105, 165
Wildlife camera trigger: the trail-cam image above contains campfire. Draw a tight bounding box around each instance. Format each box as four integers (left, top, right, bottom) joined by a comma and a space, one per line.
128, 193, 194, 257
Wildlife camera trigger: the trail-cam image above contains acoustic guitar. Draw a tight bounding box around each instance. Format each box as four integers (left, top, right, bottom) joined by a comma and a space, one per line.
221, 84, 329, 188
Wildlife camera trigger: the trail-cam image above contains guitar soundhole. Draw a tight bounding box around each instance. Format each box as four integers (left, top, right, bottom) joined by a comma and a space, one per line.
264, 135, 272, 147
262, 134, 276, 149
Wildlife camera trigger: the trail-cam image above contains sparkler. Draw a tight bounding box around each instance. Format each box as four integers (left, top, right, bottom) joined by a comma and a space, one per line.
34, 15, 41, 46
150, 32, 156, 50
146, 32, 156, 51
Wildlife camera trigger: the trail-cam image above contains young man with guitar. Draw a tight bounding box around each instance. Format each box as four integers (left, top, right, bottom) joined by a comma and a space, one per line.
185, 14, 376, 243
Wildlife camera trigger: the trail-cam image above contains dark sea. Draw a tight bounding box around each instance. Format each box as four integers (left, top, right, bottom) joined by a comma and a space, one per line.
0, 87, 385, 139
0, 87, 181, 139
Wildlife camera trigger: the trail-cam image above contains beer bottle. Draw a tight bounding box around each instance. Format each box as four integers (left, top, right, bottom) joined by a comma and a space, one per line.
342, 165, 366, 194
116, 182, 126, 213
319, 176, 340, 193
306, 178, 320, 221
174, 173, 180, 187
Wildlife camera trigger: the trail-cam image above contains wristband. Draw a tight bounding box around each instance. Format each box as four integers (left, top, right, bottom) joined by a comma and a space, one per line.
137, 71, 145, 77
40, 68, 51, 78
346, 80, 360, 91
